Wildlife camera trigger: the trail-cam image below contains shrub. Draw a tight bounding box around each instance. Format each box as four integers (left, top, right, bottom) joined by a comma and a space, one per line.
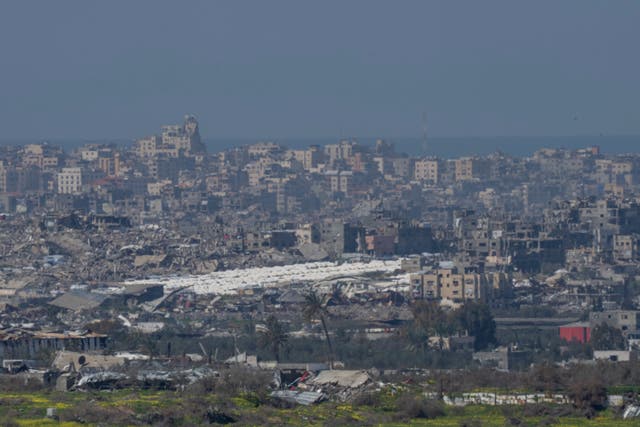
267, 396, 297, 409
351, 392, 382, 408
205, 406, 236, 424
0, 412, 19, 427
59, 400, 136, 425
215, 366, 272, 395
568, 380, 608, 418
0, 375, 47, 392
520, 403, 578, 418
394, 394, 445, 420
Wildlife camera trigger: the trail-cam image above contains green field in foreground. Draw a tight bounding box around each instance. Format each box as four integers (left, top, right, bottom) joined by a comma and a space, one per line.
0, 390, 635, 426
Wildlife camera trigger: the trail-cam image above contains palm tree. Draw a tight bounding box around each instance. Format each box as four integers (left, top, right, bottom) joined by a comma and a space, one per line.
258, 315, 288, 363
303, 290, 334, 369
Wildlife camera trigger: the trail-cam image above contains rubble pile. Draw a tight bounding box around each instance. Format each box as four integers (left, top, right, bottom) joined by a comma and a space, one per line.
271, 368, 379, 404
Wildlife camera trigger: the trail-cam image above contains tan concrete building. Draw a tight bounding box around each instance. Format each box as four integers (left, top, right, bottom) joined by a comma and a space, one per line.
613, 234, 637, 261
247, 142, 281, 158
454, 157, 489, 182
410, 268, 506, 303
135, 135, 160, 158
414, 159, 439, 183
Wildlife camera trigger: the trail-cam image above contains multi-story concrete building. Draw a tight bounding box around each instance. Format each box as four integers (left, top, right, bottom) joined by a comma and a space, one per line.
57, 167, 83, 194
98, 150, 120, 177
135, 135, 160, 158
414, 159, 439, 183
613, 234, 637, 261
247, 142, 281, 158
410, 268, 498, 303
324, 140, 355, 165
454, 157, 490, 182
161, 115, 206, 155
410, 267, 511, 302
590, 310, 640, 335
135, 116, 205, 159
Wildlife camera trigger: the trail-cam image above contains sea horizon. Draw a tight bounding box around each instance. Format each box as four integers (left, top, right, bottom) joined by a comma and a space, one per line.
0, 134, 638, 158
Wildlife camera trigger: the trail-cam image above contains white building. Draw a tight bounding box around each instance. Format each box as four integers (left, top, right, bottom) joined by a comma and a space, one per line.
57, 167, 83, 194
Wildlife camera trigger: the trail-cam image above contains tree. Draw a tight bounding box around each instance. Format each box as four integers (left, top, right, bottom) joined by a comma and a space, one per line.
590, 323, 626, 350
454, 302, 496, 351
528, 362, 563, 393
303, 291, 334, 369
135, 332, 159, 359
403, 321, 430, 355
257, 315, 288, 363
409, 301, 453, 350
568, 380, 608, 418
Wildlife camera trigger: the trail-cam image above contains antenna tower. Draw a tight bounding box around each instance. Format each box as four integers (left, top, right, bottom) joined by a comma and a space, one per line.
421, 112, 428, 156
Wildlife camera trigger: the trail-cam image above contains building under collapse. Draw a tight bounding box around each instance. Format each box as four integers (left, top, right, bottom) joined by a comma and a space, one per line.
0, 329, 107, 360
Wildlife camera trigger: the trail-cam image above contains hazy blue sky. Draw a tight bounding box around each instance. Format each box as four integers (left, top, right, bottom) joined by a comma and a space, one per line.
0, 1, 638, 139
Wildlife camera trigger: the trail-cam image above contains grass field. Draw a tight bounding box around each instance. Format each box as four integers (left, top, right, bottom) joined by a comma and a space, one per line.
0, 390, 636, 426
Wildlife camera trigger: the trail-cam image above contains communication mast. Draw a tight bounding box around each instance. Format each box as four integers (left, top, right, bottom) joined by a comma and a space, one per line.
421, 112, 428, 156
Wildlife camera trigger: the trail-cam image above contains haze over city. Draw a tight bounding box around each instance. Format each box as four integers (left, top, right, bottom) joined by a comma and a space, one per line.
3, 2, 640, 425
0, 1, 639, 140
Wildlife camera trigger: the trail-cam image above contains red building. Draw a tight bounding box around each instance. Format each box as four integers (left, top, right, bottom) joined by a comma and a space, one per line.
559, 322, 591, 344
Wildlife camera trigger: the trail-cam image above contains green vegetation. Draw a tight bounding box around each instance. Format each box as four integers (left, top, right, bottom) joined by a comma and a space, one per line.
0, 390, 635, 426
303, 290, 335, 369
257, 314, 289, 362
591, 322, 627, 351
83, 300, 592, 371
409, 301, 497, 351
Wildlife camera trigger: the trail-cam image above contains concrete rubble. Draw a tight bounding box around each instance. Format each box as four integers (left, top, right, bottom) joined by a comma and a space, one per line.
269, 390, 326, 405
623, 405, 640, 419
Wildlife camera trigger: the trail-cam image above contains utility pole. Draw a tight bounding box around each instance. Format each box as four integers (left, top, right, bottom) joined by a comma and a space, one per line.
422, 112, 428, 156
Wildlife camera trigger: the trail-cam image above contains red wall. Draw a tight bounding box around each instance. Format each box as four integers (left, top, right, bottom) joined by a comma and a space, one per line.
559, 326, 591, 344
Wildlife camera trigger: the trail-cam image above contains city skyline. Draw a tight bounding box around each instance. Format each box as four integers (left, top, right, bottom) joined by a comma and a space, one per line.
3, 2, 640, 419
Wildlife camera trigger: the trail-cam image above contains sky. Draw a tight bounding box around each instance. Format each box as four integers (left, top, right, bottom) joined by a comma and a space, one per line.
0, 1, 638, 140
